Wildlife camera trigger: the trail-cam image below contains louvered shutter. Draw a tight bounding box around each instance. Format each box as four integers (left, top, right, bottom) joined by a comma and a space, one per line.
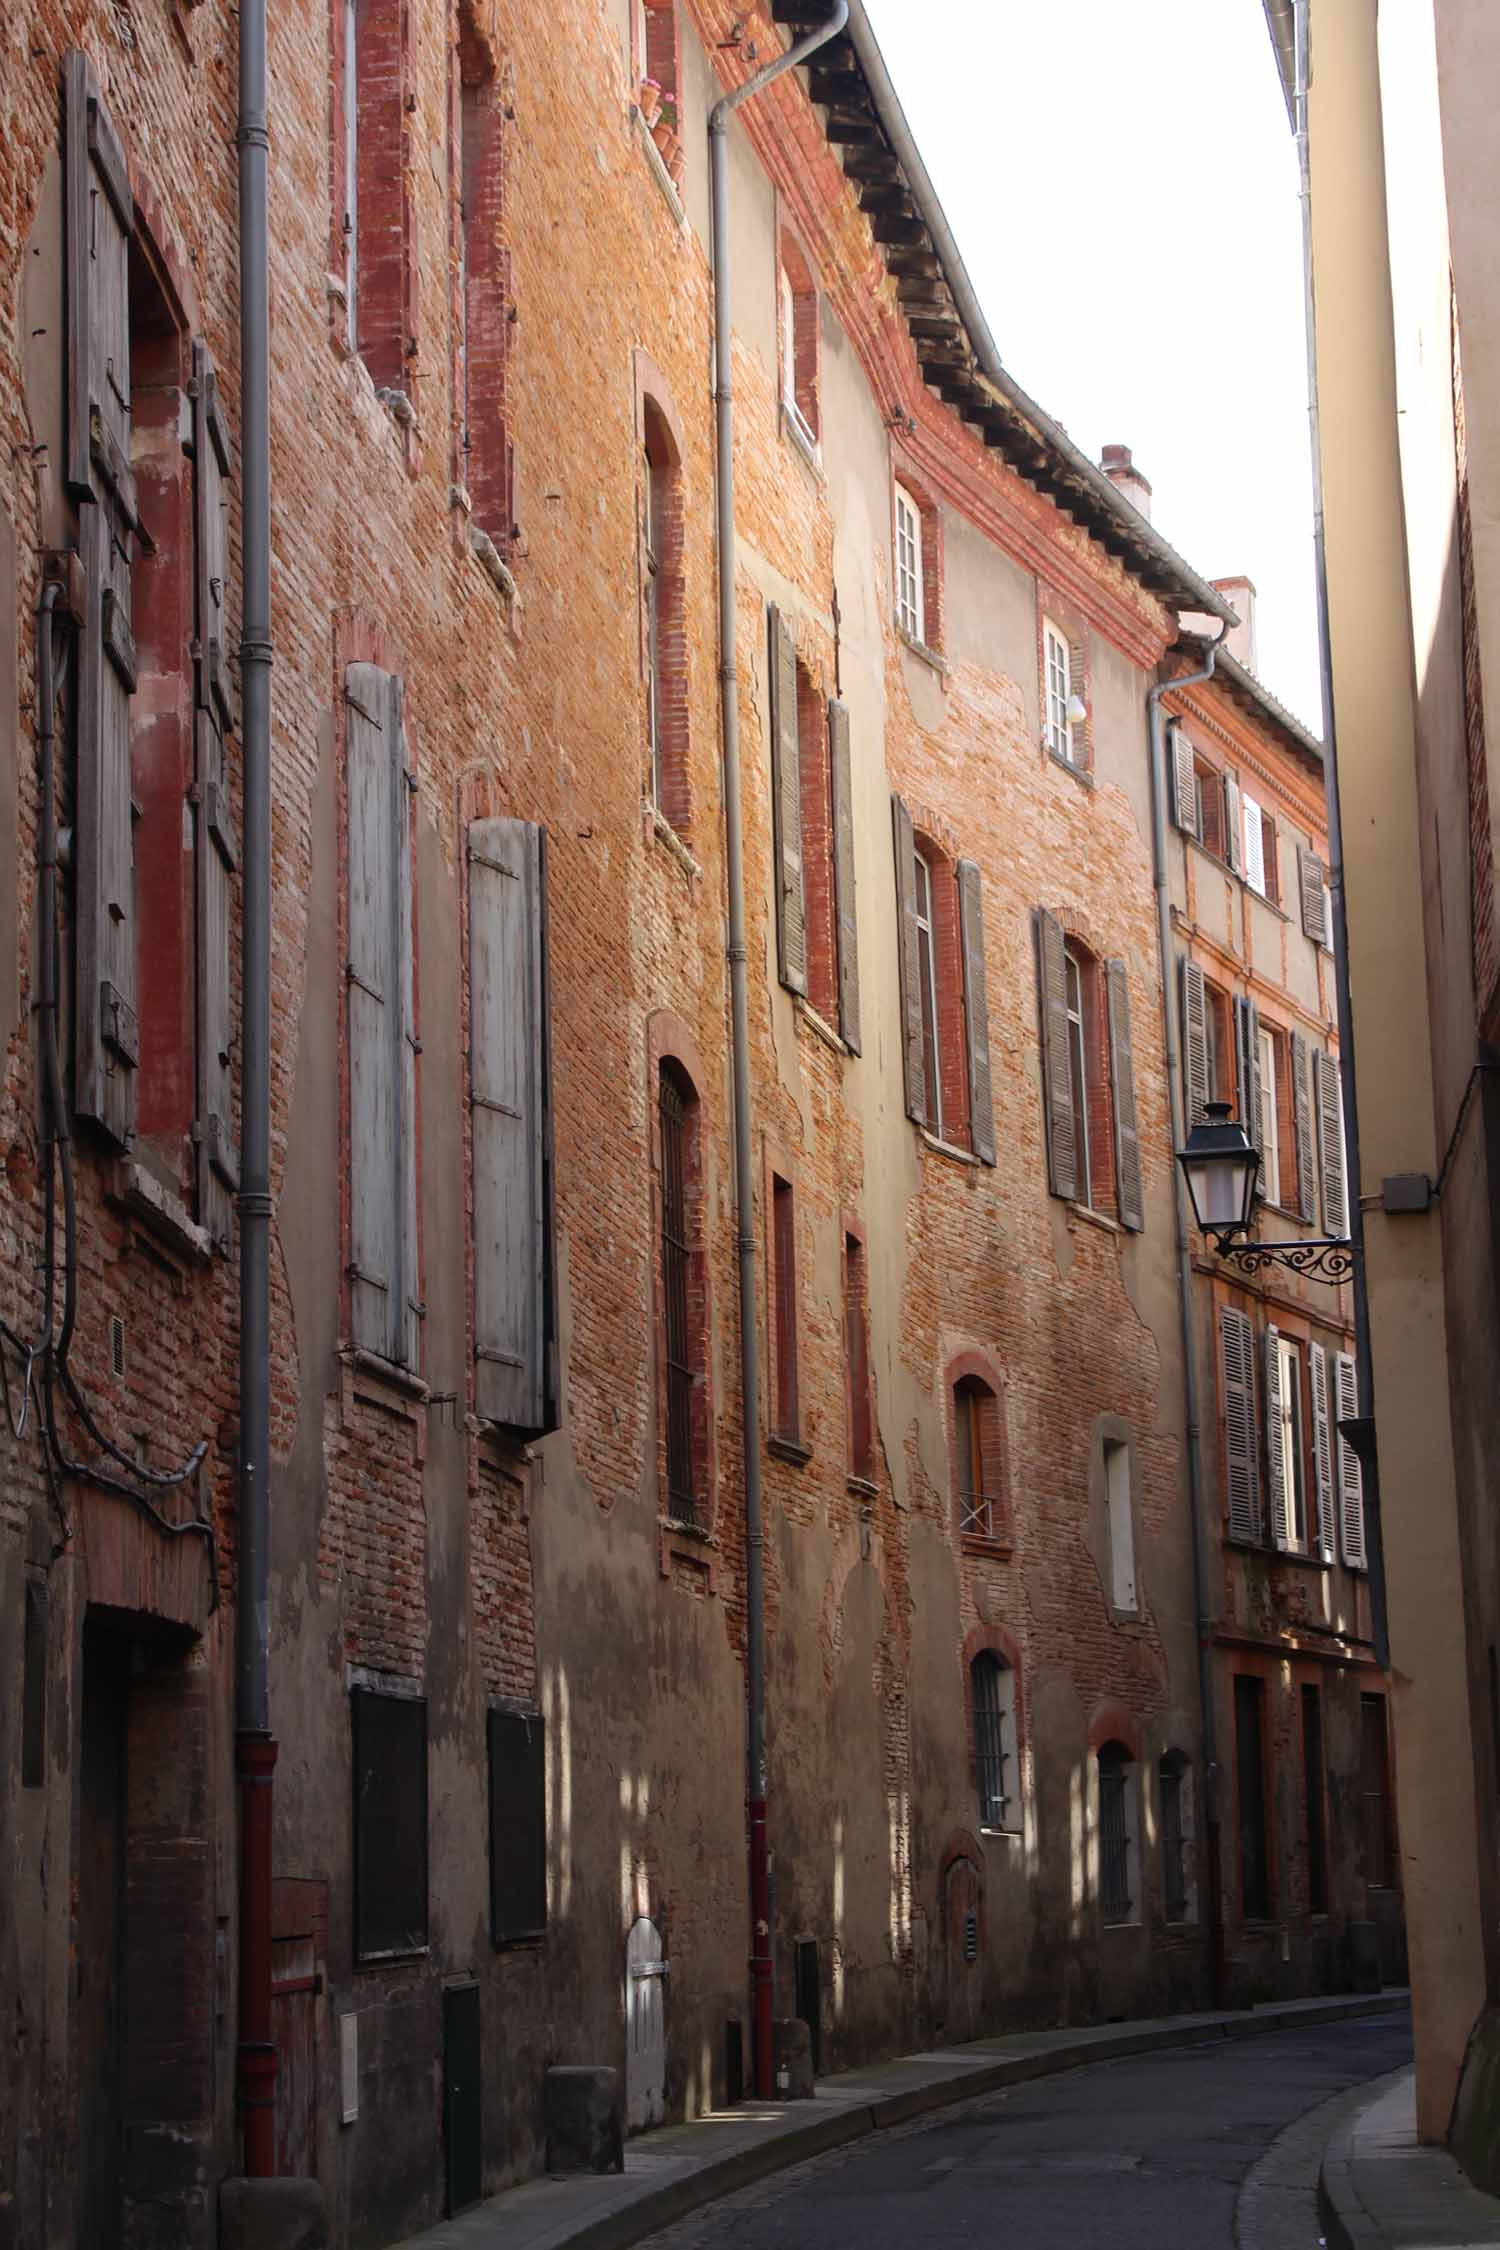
828, 700, 861, 1053
767, 606, 806, 996
1035, 908, 1076, 1201
958, 860, 995, 1165
1290, 1032, 1315, 1222
190, 341, 238, 1251
393, 679, 421, 1370
1298, 847, 1328, 946
1309, 1342, 1337, 1563
1107, 958, 1143, 1229
468, 817, 558, 1437
1221, 1307, 1262, 1544
1264, 1326, 1289, 1551
892, 796, 926, 1126
1242, 791, 1267, 895
1336, 1351, 1366, 1567
1224, 775, 1244, 877
1237, 997, 1264, 1170
346, 665, 400, 1358
1181, 957, 1210, 1127
1170, 725, 1198, 837
1316, 1051, 1347, 1237
65, 52, 136, 520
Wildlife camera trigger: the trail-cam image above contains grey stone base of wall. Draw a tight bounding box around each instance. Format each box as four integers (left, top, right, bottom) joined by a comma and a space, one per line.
1453, 2005, 1500, 2199
219, 2178, 327, 2250
545, 2066, 625, 2176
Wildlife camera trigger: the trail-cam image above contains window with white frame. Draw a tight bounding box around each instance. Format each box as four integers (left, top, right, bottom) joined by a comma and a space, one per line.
1064, 944, 1091, 1208
1044, 619, 1073, 762
895, 484, 924, 643
1257, 1024, 1280, 1206
1275, 1333, 1307, 1550
1243, 791, 1268, 897
913, 845, 943, 1137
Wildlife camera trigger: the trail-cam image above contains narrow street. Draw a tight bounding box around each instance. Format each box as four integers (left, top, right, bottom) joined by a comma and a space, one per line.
637, 2009, 1413, 2250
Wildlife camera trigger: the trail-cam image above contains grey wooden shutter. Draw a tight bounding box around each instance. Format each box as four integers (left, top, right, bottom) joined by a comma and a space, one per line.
1035, 907, 1076, 1201
1237, 996, 1263, 1168
1290, 1031, 1315, 1222
1335, 1350, 1366, 1567
191, 341, 237, 1251
1106, 958, 1143, 1229
1309, 1341, 1337, 1563
65, 51, 136, 519
1298, 847, 1328, 946
892, 795, 926, 1126
346, 664, 400, 1358
1170, 725, 1198, 837
828, 699, 861, 1053
767, 606, 806, 996
1316, 1050, 1347, 1237
1223, 775, 1244, 877
468, 817, 558, 1437
957, 860, 995, 1165
1181, 956, 1210, 1126
1264, 1325, 1289, 1551
1221, 1306, 1261, 1544
393, 679, 421, 1369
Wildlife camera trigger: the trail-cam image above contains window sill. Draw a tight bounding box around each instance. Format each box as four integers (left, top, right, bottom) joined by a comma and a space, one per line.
1101, 1916, 1142, 1933
108, 1158, 213, 1267
795, 997, 849, 1058
1067, 1201, 1121, 1237
961, 1533, 1013, 1561
658, 1513, 719, 1597
633, 107, 687, 228
646, 802, 701, 879
895, 624, 948, 678
847, 1472, 878, 1499
355, 1946, 430, 1971
979, 1824, 1023, 1842
340, 1349, 429, 1462
1044, 744, 1094, 791
492, 1929, 547, 1953
768, 1434, 812, 1466
920, 1128, 978, 1167
780, 401, 823, 475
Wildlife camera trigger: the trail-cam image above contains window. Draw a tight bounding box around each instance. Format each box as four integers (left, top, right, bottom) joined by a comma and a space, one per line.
1242, 793, 1279, 903
642, 399, 687, 831
1258, 1025, 1281, 1206
1316, 1051, 1348, 1238
1196, 757, 1227, 860
894, 806, 995, 1160
1359, 1695, 1395, 1891
771, 1174, 800, 1445
345, 663, 420, 1370
1044, 619, 1073, 762
778, 236, 819, 449
456, 10, 513, 546
1098, 1742, 1136, 1924
488, 1707, 547, 1944
334, 0, 411, 387
1035, 914, 1144, 1227
659, 1062, 699, 1521
894, 484, 924, 643
1064, 946, 1092, 1209
767, 610, 860, 1042
352, 1686, 429, 1960
1159, 1751, 1191, 1923
1220, 1305, 1263, 1546
1297, 845, 1330, 946
1182, 960, 1234, 1126
914, 849, 944, 1137
1301, 1686, 1327, 1915
844, 1227, 874, 1480
637, 0, 681, 160
1270, 1332, 1307, 1551
971, 1653, 1016, 1831
1105, 1437, 1136, 1612
1336, 1349, 1367, 1567
954, 1375, 1003, 1541
341, 0, 359, 348
1234, 1674, 1271, 1920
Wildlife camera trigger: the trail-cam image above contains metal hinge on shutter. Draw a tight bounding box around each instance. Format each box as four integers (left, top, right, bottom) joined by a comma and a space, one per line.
101, 980, 140, 1066
193, 1110, 240, 1190
102, 588, 138, 691
346, 959, 384, 1001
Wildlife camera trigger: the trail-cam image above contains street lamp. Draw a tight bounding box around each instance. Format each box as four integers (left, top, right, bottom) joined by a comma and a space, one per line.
1176, 1100, 1357, 1282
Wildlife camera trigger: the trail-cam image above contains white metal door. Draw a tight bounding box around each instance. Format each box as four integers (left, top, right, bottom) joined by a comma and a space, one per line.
625, 1916, 667, 2131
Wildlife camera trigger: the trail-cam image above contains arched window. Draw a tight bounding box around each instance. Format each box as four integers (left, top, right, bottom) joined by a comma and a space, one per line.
658, 1058, 703, 1521
642, 399, 688, 832
971, 1653, 1017, 1833
953, 1374, 1003, 1542
1097, 1740, 1136, 1924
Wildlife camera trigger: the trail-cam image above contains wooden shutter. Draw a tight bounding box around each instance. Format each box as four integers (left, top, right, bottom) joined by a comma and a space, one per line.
828, 699, 861, 1053
1264, 1326, 1289, 1551
1170, 725, 1198, 837
1298, 847, 1328, 946
393, 679, 421, 1369
352, 1688, 429, 1960
1107, 958, 1143, 1229
346, 664, 401, 1359
1241, 791, 1266, 895
892, 795, 926, 1126
191, 341, 237, 1251
1035, 907, 1076, 1201
1223, 775, 1244, 877
1316, 1050, 1347, 1237
1290, 1032, 1315, 1222
468, 817, 558, 1437
1309, 1341, 1337, 1563
1181, 956, 1210, 1126
65, 52, 137, 521
488, 1708, 548, 1942
1221, 1306, 1261, 1544
1237, 997, 1263, 1167
1336, 1350, 1366, 1567
957, 860, 995, 1165
767, 606, 806, 996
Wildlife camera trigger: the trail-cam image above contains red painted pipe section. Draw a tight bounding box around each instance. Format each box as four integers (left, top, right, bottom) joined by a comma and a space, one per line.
236, 1731, 279, 2175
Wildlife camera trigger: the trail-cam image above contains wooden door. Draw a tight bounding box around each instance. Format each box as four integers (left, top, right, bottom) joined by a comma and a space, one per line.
943, 1857, 982, 2045
625, 1917, 666, 2132
78, 1619, 130, 2249
271, 1878, 326, 2179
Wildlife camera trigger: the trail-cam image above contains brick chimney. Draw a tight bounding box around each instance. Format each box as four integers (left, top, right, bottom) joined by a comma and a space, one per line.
1212, 576, 1258, 672
1100, 442, 1152, 521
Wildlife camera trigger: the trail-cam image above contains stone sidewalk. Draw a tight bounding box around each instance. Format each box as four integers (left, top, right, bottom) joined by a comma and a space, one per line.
1321, 2068, 1500, 2249
399, 1989, 1402, 2250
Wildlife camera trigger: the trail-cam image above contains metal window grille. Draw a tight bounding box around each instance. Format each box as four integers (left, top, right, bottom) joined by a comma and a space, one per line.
1160, 1755, 1188, 1922
972, 1655, 1009, 1829
1099, 1747, 1131, 1922
659, 1070, 696, 1522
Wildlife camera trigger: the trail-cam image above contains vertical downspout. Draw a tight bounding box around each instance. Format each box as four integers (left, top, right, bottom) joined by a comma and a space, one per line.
1148, 640, 1230, 2008
708, 1, 848, 2102
1292, 0, 1388, 1663
235, 0, 277, 2176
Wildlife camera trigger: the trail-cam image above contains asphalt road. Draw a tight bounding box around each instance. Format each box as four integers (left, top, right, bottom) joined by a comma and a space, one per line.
639, 2007, 1413, 2250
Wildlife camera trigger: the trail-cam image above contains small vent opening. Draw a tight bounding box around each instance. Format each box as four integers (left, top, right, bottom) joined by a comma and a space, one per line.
109, 1316, 126, 1378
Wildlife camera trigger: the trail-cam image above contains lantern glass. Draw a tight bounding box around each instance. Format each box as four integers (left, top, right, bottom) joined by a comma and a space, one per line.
1176, 1104, 1259, 1242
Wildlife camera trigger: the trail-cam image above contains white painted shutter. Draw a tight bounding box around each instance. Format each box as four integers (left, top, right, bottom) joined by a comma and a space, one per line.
958, 860, 995, 1166
828, 699, 861, 1053
1336, 1350, 1366, 1568
1298, 847, 1329, 946
1264, 1326, 1289, 1551
1181, 956, 1210, 1126
1290, 1031, 1316, 1223
1170, 725, 1198, 837
191, 340, 238, 1252
468, 817, 557, 1436
1316, 1051, 1348, 1238
1036, 907, 1077, 1201
1221, 1307, 1261, 1545
1107, 958, 1143, 1230
1309, 1342, 1337, 1563
768, 605, 806, 996
1242, 791, 1266, 896
346, 664, 401, 1360
892, 796, 926, 1126
1223, 775, 1244, 878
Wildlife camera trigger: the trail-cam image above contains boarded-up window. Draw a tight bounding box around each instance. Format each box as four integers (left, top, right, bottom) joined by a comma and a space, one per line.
352, 1687, 428, 1960
488, 1707, 546, 1944
467, 818, 557, 1438
1221, 1305, 1262, 1544
345, 664, 420, 1368
457, 22, 513, 547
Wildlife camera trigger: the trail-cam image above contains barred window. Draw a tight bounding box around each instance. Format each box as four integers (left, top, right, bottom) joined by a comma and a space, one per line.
1098, 1741, 1133, 1924
971, 1653, 1014, 1832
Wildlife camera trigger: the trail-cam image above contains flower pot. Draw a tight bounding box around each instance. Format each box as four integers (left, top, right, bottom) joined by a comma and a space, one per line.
638, 79, 663, 129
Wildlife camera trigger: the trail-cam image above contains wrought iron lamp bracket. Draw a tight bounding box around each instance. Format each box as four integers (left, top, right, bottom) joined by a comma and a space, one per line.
1208, 1233, 1357, 1284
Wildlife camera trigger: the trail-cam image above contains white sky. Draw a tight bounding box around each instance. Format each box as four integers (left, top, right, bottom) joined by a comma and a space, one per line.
862, 0, 1322, 731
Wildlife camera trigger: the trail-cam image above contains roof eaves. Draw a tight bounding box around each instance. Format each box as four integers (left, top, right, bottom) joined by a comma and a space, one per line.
1261, 0, 1297, 129
1173, 633, 1324, 770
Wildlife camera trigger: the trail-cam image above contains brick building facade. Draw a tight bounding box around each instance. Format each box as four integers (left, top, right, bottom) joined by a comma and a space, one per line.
0, 2, 1396, 2244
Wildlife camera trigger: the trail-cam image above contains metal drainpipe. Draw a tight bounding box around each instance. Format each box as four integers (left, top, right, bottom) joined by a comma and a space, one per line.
235, 0, 277, 2176
709, 1, 848, 2103
1147, 634, 1230, 2008
1291, 0, 1388, 1666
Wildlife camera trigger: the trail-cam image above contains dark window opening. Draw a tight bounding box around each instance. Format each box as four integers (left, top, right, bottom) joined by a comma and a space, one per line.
1360, 1693, 1395, 1892
1301, 1685, 1327, 1915
771, 1173, 799, 1444
488, 1707, 547, 1944
844, 1229, 873, 1480
1235, 1675, 1271, 1921
972, 1653, 1011, 1830
954, 1375, 1001, 1541
352, 1686, 429, 1961
660, 1064, 696, 1521
1160, 1750, 1189, 1923
1099, 1741, 1133, 1923
642, 402, 687, 832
